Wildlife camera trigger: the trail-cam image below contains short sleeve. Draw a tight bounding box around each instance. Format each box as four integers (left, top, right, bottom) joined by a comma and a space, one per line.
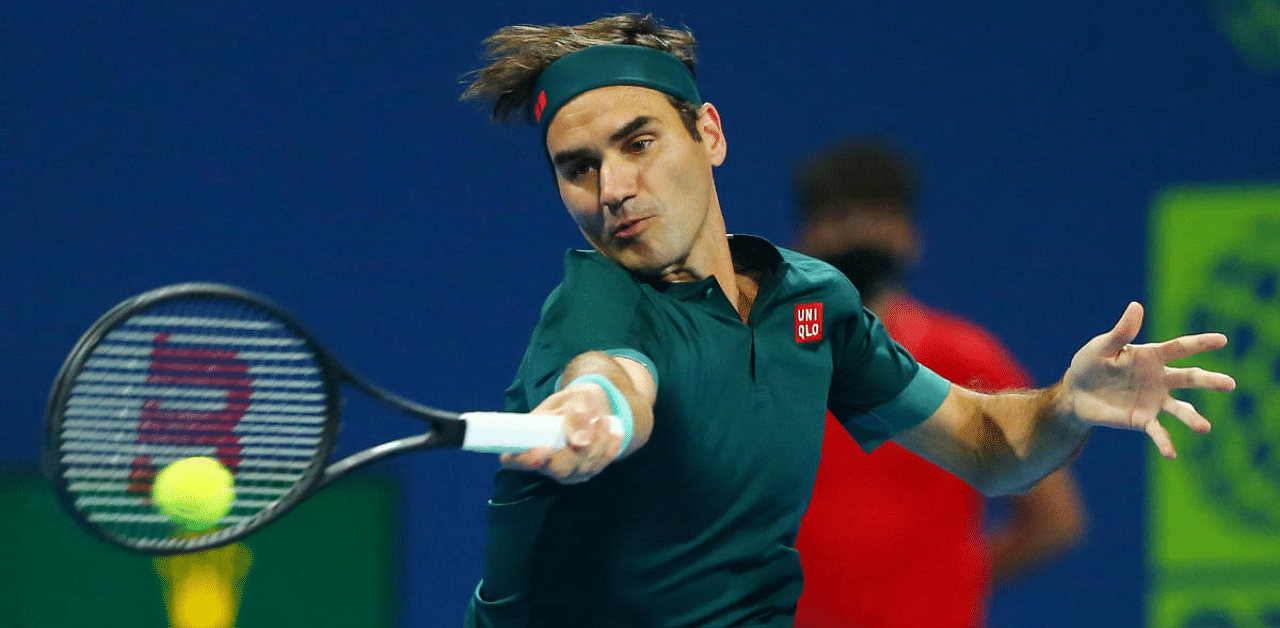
840, 364, 951, 450
824, 278, 950, 450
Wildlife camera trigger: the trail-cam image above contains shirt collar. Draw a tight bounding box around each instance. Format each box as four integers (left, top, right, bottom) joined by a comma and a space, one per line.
650, 234, 784, 301
727, 233, 784, 274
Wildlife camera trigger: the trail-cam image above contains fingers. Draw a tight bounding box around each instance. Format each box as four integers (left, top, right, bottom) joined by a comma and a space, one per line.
1163, 365, 1237, 392
1162, 396, 1212, 433
499, 446, 556, 471
1154, 333, 1229, 363
568, 416, 597, 447
501, 415, 624, 484
1099, 302, 1145, 357
543, 416, 622, 483
1145, 419, 1177, 459
1145, 396, 1214, 461
505, 379, 624, 483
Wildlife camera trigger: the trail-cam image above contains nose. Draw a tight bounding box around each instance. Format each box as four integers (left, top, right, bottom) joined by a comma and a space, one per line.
598, 156, 638, 212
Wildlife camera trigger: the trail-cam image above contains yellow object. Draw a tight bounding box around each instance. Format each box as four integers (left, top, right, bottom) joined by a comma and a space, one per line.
1149, 186, 1280, 626
151, 457, 236, 531
155, 541, 253, 628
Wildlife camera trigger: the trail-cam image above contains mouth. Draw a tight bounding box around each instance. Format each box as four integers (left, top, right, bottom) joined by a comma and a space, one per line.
612, 216, 652, 239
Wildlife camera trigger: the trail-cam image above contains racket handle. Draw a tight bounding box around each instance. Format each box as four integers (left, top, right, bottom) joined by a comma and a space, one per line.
459, 412, 567, 453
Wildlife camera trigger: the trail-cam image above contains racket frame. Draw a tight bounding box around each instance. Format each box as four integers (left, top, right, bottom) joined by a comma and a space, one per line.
45, 282, 534, 554
44, 283, 344, 554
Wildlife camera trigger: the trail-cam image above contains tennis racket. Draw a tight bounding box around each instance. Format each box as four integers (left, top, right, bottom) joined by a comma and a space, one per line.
45, 282, 566, 554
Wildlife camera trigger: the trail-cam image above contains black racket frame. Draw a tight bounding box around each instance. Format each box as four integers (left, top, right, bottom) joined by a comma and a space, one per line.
45, 282, 467, 554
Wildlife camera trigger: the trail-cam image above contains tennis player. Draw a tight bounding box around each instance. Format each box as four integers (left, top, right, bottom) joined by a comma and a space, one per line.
459, 14, 1234, 627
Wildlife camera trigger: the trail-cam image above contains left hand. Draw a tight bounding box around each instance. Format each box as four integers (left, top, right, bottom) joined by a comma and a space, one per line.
1060, 301, 1236, 459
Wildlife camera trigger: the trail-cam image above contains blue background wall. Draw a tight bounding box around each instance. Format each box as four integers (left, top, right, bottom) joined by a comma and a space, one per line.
3, 2, 1276, 626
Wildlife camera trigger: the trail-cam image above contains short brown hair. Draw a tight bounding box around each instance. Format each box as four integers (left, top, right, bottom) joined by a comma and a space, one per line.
461, 13, 702, 139
794, 138, 919, 219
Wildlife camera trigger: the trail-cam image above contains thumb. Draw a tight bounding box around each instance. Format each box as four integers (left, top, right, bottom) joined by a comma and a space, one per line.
567, 415, 599, 448
1099, 301, 1144, 357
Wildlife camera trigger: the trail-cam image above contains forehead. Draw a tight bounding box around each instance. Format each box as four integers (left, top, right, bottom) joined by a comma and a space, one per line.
545, 85, 680, 150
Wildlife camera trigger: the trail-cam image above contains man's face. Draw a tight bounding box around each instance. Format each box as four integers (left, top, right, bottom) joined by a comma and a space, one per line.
545, 86, 725, 277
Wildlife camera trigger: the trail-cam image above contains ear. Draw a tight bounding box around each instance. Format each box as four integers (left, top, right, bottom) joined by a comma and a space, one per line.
697, 102, 726, 166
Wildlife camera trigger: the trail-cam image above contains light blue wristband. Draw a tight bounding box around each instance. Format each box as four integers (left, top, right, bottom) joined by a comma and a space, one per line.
566, 374, 634, 455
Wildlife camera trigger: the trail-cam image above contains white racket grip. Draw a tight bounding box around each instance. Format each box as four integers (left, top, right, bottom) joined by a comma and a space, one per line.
459, 412, 568, 453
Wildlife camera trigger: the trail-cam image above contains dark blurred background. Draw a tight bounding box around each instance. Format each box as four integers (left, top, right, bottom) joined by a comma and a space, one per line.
2, 2, 1276, 627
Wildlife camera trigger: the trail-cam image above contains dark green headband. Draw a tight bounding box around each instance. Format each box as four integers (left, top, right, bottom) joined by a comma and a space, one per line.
532, 44, 702, 140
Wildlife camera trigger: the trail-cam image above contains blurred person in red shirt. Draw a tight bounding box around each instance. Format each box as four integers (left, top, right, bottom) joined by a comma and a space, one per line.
792, 138, 1087, 628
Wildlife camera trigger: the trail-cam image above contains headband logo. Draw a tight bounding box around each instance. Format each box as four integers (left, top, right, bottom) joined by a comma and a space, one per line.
534, 91, 548, 122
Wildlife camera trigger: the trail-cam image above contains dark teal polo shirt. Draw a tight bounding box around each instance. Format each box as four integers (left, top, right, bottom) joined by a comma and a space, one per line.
467, 235, 950, 628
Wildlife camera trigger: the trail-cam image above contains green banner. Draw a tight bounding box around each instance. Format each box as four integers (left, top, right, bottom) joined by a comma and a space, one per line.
1148, 186, 1280, 628
2, 470, 400, 628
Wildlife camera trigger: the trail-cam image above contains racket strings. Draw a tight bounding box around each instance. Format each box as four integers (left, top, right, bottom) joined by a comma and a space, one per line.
57, 298, 330, 547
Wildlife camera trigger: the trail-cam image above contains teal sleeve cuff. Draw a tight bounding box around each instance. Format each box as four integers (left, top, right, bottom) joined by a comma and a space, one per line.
860, 364, 953, 450
552, 349, 659, 391
600, 348, 659, 390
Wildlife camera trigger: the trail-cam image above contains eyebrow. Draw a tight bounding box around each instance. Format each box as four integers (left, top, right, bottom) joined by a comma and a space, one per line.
550, 116, 655, 168
610, 116, 653, 142
551, 149, 590, 168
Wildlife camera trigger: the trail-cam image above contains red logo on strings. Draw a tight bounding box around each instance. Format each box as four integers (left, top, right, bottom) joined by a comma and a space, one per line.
534, 91, 548, 122
795, 302, 823, 343
126, 332, 249, 496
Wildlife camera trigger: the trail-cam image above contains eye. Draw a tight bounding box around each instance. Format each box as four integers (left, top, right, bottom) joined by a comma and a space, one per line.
624, 137, 653, 154
563, 159, 598, 181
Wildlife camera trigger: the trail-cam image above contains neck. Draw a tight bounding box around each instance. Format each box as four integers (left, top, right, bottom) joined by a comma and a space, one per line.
731, 268, 762, 323
653, 207, 756, 323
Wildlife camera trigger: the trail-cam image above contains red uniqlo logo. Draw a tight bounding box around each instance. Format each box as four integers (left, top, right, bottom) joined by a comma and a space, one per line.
795, 302, 823, 343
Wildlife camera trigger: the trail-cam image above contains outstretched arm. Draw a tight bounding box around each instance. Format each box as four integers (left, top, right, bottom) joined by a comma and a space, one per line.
499, 350, 657, 484
893, 302, 1236, 496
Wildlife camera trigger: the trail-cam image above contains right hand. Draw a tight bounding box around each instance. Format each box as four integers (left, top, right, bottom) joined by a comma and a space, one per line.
499, 380, 625, 484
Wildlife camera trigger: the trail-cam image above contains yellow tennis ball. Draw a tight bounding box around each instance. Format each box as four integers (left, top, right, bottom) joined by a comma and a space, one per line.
151, 457, 236, 532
